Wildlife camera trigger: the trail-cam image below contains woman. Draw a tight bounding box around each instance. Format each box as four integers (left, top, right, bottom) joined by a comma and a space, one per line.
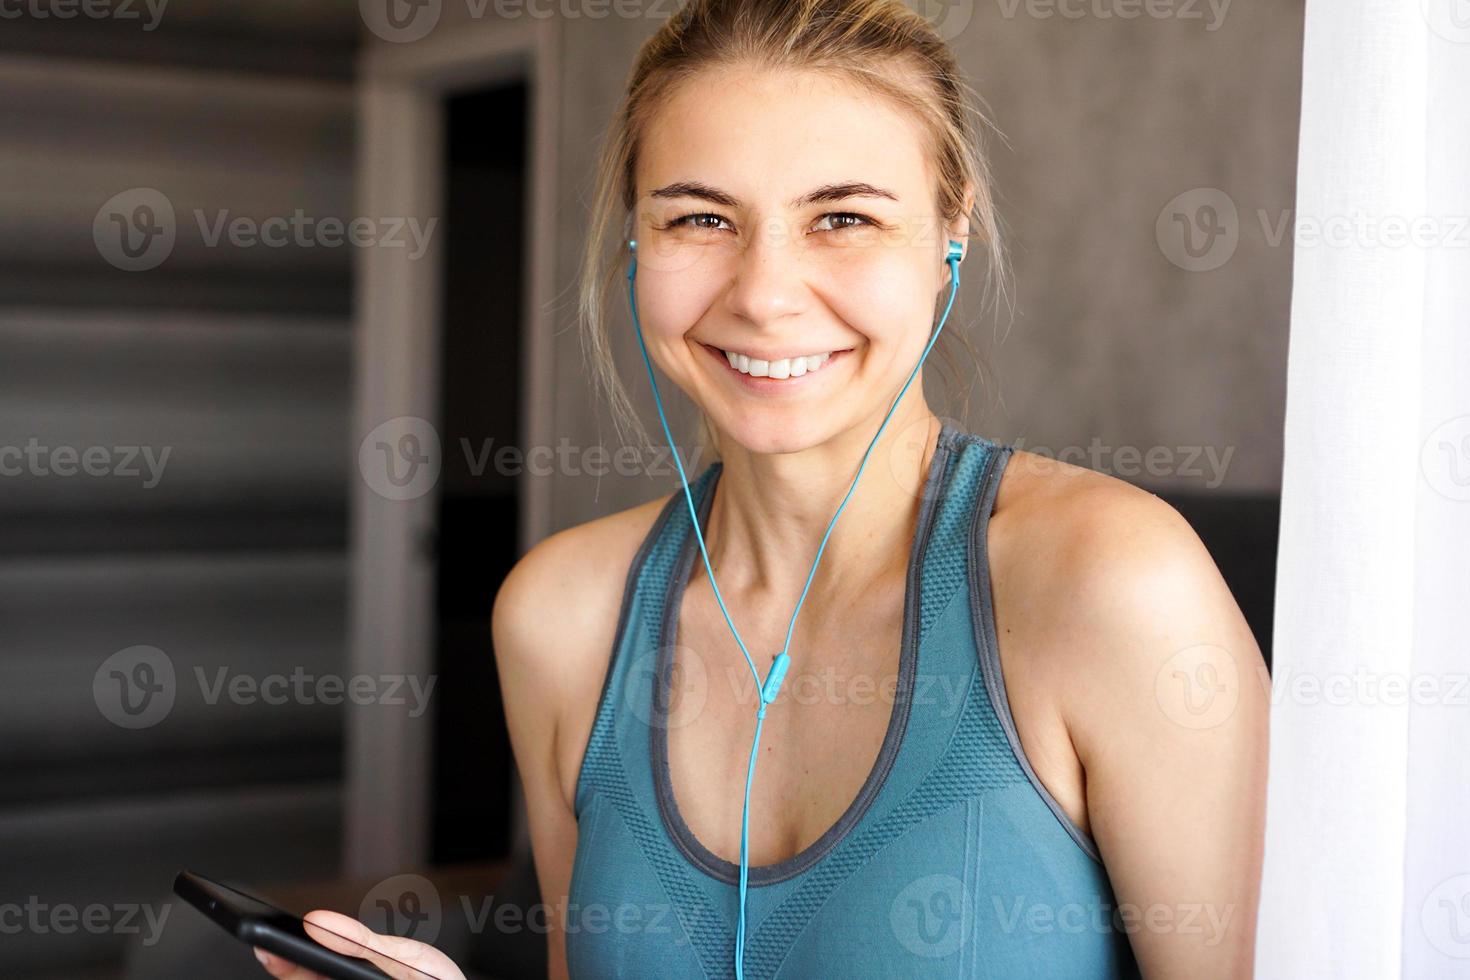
256, 1, 1268, 977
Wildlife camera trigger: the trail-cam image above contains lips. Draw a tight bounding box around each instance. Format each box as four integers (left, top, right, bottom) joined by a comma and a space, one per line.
701, 342, 849, 388
724, 348, 833, 379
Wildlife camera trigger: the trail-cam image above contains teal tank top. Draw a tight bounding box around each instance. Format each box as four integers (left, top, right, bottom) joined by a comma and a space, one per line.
568, 422, 1141, 978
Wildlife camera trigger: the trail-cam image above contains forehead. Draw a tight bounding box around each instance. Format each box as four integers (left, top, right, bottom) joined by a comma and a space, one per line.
637, 65, 934, 205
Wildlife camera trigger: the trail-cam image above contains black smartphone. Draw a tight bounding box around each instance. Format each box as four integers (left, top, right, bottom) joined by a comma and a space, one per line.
173, 870, 445, 980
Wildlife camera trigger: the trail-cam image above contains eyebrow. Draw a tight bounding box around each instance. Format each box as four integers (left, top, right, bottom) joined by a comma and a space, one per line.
648, 180, 900, 209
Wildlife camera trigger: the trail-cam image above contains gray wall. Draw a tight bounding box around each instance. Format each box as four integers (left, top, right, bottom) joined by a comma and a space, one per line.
0, 11, 358, 978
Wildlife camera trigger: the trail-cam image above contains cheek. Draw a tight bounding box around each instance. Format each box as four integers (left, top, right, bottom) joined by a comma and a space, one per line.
638, 266, 721, 346
822, 249, 934, 352
636, 246, 936, 357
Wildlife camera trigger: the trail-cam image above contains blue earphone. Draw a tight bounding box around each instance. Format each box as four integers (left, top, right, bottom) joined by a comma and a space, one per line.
624, 234, 965, 978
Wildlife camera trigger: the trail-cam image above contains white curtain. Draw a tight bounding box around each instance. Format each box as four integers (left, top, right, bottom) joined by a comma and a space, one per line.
1255, 1, 1470, 977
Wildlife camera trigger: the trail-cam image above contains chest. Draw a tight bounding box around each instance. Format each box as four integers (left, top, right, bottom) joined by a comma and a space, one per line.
661, 574, 909, 868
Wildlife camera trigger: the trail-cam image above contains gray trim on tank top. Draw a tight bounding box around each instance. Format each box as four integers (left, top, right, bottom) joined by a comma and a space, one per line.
967, 442, 1106, 865
650, 421, 961, 887
571, 484, 692, 815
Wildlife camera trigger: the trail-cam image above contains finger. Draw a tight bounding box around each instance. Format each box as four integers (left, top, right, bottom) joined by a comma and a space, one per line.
253, 946, 324, 980
301, 910, 462, 980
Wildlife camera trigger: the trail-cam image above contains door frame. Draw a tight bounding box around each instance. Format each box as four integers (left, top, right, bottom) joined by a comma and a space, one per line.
348, 16, 558, 875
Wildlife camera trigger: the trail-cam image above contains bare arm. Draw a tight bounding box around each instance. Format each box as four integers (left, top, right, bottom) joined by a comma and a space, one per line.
492, 539, 582, 980
252, 509, 651, 980
490, 507, 656, 980
1049, 486, 1270, 978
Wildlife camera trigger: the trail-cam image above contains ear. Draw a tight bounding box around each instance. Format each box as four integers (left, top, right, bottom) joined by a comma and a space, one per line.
946, 182, 976, 264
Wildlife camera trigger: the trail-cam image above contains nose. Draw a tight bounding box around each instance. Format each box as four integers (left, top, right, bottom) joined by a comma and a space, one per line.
720, 224, 811, 331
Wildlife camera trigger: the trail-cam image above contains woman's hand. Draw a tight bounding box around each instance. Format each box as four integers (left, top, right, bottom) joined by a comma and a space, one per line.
252, 909, 467, 980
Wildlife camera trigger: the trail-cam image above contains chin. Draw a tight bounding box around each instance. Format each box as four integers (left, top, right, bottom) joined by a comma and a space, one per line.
709, 410, 837, 457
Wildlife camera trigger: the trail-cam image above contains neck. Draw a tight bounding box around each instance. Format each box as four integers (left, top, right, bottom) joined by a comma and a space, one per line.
699, 397, 944, 604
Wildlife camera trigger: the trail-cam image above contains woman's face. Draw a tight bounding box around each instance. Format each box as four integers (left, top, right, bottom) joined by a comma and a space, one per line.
632, 65, 963, 456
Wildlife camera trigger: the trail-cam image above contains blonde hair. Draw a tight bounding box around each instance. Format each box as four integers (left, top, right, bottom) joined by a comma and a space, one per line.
576, 0, 1013, 460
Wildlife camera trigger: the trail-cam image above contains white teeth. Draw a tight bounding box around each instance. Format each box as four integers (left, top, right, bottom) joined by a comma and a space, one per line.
722, 349, 833, 379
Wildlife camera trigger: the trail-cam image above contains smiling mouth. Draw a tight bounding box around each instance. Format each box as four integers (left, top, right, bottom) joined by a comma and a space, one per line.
700, 342, 850, 381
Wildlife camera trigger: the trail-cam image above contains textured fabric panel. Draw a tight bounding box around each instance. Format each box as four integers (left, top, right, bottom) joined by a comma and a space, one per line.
573, 464, 733, 977
744, 660, 1031, 977
918, 434, 991, 641
649, 429, 955, 887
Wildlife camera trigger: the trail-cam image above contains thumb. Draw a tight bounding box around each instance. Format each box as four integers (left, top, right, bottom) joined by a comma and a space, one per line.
300, 909, 458, 980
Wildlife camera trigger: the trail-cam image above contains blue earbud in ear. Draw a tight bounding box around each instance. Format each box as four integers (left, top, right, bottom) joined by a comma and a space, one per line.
623, 227, 967, 980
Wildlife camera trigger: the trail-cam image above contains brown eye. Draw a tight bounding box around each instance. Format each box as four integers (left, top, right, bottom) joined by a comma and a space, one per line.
814, 212, 876, 233
666, 213, 733, 232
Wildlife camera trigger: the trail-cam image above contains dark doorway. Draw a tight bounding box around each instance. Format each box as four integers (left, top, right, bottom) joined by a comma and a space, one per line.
431, 81, 527, 864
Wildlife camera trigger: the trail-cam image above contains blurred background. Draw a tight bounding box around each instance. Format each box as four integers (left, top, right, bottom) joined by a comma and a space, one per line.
0, 0, 1298, 977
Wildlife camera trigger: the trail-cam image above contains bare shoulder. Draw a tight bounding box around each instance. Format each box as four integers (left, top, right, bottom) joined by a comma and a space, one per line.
493, 490, 676, 811
990, 447, 1268, 752
986, 453, 1268, 977
493, 490, 672, 694
992, 447, 1212, 593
